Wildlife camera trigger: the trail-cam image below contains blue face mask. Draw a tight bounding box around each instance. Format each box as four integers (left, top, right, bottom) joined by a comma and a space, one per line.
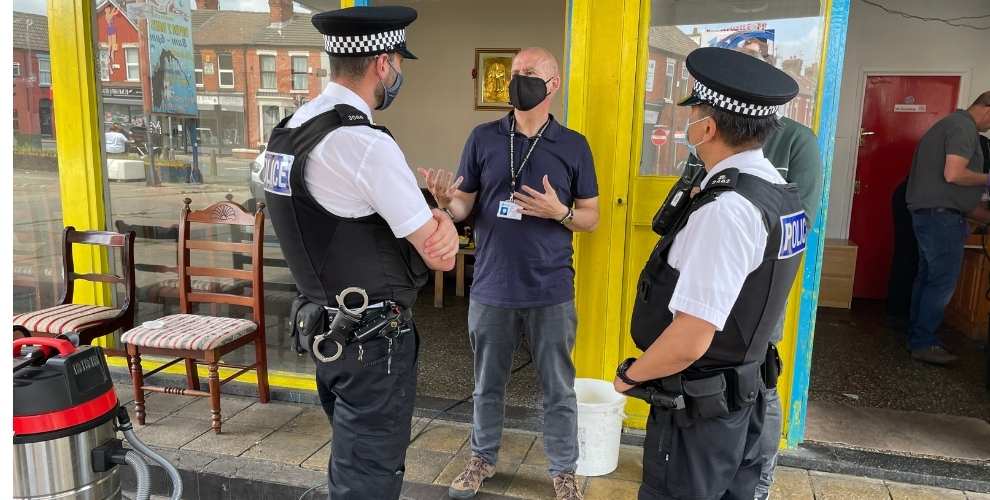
376, 57, 403, 111
684, 114, 711, 159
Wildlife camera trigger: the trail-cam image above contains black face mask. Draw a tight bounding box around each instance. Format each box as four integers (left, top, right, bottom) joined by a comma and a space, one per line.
509, 75, 551, 111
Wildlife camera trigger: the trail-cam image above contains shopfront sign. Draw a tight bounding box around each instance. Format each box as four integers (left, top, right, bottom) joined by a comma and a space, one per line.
101, 86, 143, 99
197, 94, 245, 112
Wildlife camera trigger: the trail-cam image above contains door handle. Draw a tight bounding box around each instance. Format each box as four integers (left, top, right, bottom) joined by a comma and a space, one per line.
859, 130, 875, 147
854, 180, 862, 194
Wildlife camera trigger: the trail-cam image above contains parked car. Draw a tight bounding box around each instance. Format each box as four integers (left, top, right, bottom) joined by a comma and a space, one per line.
249, 149, 266, 207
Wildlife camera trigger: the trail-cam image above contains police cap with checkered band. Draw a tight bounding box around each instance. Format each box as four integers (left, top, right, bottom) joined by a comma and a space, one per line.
312, 6, 418, 60
678, 47, 798, 117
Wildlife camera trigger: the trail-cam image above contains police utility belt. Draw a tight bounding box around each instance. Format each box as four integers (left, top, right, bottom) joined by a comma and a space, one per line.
626, 344, 781, 423
290, 287, 412, 369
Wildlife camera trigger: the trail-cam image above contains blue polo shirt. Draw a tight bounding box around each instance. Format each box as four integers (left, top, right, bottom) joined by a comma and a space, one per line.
457, 113, 598, 308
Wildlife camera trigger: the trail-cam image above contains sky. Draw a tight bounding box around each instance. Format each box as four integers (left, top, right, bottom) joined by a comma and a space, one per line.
12, 0, 311, 16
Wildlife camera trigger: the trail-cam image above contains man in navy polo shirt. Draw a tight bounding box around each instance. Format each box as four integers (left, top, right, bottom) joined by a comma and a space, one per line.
421, 46, 599, 500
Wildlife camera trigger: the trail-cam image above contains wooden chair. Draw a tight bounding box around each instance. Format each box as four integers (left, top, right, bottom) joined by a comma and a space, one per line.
114, 220, 249, 317
121, 198, 269, 433
13, 227, 136, 350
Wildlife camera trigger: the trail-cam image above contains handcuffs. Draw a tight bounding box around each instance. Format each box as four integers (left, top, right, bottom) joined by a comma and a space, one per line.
311, 287, 408, 373
312, 287, 368, 363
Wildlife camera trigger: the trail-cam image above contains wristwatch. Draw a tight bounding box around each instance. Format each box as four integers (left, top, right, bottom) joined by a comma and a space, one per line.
440, 207, 456, 221
616, 357, 643, 386
558, 206, 575, 225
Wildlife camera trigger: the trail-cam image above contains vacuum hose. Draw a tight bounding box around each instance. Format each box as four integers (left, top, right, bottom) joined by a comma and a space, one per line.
116, 407, 183, 500
122, 451, 152, 500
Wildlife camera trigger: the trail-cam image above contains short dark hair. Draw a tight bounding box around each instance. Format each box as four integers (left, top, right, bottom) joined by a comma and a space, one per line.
697, 103, 780, 149
971, 91, 990, 108
328, 55, 377, 80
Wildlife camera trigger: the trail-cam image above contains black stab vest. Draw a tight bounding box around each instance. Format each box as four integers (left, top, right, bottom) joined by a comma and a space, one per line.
630, 168, 807, 371
263, 104, 428, 309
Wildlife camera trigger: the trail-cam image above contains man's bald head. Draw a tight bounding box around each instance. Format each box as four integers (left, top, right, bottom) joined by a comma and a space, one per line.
513, 47, 559, 80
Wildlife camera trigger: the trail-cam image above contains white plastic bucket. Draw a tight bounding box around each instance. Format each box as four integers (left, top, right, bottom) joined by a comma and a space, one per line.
574, 378, 627, 476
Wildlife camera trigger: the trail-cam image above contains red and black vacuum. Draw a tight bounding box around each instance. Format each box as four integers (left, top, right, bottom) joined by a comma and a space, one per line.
13, 334, 182, 500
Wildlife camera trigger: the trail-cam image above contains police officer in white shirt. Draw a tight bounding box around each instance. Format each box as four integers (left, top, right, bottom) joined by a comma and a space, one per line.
612, 47, 807, 500
261, 6, 458, 500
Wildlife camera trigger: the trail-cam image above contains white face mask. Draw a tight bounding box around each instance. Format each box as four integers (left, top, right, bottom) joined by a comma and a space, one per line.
684, 114, 711, 159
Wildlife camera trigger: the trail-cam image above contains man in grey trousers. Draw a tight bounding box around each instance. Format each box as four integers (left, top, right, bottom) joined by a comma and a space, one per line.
420, 47, 599, 500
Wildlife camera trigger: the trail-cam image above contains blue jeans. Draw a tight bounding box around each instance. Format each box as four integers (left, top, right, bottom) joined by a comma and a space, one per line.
468, 301, 579, 476
908, 210, 968, 351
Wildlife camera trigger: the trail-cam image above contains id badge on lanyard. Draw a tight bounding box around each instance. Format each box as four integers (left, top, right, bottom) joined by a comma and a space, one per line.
500, 116, 550, 221
497, 199, 523, 220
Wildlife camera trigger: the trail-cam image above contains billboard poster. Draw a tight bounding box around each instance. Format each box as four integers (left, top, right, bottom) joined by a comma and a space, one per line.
702, 23, 776, 62
147, 0, 196, 116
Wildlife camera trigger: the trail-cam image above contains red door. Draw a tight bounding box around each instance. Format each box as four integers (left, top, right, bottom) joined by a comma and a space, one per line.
849, 75, 960, 299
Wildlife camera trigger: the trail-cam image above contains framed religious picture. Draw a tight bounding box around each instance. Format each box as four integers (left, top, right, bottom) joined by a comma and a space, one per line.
474, 48, 519, 110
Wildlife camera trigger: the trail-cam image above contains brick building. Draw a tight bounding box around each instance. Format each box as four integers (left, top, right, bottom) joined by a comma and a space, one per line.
95, 0, 147, 128
12, 12, 54, 145
642, 26, 699, 176
191, 0, 327, 150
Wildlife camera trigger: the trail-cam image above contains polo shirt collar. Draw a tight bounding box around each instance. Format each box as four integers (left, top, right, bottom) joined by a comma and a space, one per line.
499, 111, 562, 142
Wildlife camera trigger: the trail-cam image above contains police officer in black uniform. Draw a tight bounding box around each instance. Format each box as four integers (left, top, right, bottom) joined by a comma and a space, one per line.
612, 47, 806, 500
262, 6, 459, 500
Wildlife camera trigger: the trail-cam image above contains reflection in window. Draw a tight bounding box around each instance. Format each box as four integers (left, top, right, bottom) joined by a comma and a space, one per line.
260, 54, 277, 90
291, 55, 308, 91
664, 59, 676, 101
218, 53, 234, 87
194, 52, 203, 87
639, 0, 824, 176
37, 55, 51, 86
124, 47, 139, 81
99, 47, 110, 81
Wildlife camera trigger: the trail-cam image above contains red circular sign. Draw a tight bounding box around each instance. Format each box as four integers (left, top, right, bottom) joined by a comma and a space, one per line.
651, 127, 669, 146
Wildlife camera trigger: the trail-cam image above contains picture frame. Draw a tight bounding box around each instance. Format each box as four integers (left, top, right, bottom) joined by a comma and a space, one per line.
474, 48, 520, 111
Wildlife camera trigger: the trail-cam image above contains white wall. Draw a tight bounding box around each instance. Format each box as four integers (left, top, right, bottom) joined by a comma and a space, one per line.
826, 0, 989, 238
373, 0, 566, 175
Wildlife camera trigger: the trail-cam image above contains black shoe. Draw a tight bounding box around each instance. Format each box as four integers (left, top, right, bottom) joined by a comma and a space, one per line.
910, 345, 958, 366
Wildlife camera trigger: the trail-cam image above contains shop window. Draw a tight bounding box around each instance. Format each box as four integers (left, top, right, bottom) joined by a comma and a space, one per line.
194, 52, 203, 87
13, 7, 64, 312
218, 53, 234, 87
638, 0, 825, 176
291, 55, 308, 91
259, 54, 277, 90
124, 47, 139, 82
37, 55, 51, 86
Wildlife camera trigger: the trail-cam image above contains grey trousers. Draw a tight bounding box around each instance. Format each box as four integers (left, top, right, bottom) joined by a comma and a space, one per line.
468, 300, 579, 476
753, 387, 781, 500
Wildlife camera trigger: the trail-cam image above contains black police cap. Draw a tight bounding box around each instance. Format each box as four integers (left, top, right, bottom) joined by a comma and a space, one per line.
679, 47, 798, 117
312, 6, 417, 60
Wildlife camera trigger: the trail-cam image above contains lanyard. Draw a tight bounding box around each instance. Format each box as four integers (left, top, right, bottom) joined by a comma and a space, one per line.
508, 116, 551, 200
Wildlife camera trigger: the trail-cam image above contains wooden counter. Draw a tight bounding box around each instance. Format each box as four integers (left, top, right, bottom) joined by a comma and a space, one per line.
945, 233, 990, 341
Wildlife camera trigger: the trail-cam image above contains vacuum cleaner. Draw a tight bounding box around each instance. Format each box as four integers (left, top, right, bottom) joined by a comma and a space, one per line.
13, 335, 183, 500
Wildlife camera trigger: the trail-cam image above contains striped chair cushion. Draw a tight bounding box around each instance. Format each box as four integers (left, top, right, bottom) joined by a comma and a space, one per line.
14, 304, 121, 334
121, 314, 257, 351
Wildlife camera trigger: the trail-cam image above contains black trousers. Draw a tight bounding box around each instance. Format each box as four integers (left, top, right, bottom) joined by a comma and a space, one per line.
639, 392, 766, 500
315, 325, 419, 500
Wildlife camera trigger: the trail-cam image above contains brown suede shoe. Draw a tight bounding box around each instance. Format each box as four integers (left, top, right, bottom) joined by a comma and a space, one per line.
448, 455, 496, 499
552, 472, 584, 500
